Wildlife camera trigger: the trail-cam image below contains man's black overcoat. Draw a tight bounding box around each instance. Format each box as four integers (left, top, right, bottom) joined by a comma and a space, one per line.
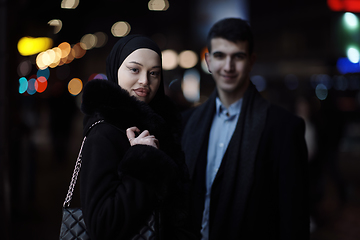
181, 83, 309, 240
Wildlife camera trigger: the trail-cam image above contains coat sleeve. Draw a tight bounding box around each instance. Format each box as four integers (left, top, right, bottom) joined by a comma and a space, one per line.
80, 123, 171, 240
278, 116, 310, 240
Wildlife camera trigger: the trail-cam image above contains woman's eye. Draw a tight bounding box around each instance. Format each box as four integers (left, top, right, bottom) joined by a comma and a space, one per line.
150, 71, 160, 77
128, 68, 139, 73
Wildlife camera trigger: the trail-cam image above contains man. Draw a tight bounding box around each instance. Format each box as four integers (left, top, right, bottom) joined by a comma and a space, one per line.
181, 18, 309, 240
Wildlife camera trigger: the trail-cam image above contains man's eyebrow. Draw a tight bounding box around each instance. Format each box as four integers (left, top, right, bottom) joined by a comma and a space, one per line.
212, 51, 247, 56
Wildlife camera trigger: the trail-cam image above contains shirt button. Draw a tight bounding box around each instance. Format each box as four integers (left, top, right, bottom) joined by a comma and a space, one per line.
219, 143, 224, 148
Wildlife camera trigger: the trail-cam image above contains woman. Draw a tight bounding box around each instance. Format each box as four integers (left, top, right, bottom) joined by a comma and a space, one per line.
80, 35, 194, 239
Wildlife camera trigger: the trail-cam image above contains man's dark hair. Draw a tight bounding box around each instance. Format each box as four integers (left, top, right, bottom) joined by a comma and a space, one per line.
206, 18, 254, 55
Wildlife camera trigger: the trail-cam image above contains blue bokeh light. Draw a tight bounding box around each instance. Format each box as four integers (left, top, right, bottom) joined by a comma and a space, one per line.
337, 57, 360, 74
19, 77, 28, 94
27, 78, 37, 95
37, 67, 50, 79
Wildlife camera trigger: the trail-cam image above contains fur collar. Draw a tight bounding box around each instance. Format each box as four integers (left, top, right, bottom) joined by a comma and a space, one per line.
81, 79, 166, 135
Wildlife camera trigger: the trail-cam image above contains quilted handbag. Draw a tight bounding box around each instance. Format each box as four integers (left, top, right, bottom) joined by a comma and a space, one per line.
59, 120, 104, 240
59, 120, 159, 240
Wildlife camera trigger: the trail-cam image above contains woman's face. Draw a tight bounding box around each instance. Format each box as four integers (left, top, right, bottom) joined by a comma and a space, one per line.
117, 48, 161, 103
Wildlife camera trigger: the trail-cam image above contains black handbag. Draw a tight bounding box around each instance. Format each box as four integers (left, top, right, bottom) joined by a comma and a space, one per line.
59, 120, 159, 240
59, 120, 104, 240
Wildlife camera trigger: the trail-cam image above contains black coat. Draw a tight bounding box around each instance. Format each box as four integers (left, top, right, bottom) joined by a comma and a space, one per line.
80, 79, 194, 240
181, 83, 309, 240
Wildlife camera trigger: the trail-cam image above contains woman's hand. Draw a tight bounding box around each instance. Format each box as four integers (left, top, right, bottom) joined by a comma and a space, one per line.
126, 127, 159, 149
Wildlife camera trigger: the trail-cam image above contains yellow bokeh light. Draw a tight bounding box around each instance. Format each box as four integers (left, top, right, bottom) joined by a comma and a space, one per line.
61, 0, 79, 9
162, 49, 178, 70
148, 0, 169, 11
17, 37, 53, 56
179, 50, 198, 69
48, 19, 63, 34
68, 78, 83, 95
111, 21, 131, 37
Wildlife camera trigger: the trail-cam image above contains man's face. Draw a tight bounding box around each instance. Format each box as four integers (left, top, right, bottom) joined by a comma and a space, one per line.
205, 38, 255, 98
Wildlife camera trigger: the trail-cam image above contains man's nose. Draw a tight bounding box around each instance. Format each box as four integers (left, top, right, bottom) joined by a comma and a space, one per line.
223, 57, 234, 71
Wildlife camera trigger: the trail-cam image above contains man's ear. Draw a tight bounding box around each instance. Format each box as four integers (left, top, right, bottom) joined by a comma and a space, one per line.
205, 52, 212, 73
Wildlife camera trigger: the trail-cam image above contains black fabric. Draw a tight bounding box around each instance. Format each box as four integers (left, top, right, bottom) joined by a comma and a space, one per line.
182, 83, 309, 240
80, 79, 194, 240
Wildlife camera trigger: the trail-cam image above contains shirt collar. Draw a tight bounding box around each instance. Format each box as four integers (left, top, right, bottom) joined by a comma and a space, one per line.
215, 97, 243, 117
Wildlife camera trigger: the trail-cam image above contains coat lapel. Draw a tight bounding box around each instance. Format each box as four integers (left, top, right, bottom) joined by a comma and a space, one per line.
211, 83, 270, 239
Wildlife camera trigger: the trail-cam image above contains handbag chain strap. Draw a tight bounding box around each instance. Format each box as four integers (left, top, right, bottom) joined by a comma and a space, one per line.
63, 120, 104, 207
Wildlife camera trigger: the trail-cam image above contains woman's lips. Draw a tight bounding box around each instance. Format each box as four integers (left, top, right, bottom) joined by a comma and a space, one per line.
133, 88, 149, 97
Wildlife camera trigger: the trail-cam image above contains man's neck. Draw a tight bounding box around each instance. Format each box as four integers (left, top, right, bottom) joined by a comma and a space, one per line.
217, 84, 249, 109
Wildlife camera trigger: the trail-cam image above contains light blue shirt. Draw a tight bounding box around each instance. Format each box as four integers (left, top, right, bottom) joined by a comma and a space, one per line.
200, 97, 242, 240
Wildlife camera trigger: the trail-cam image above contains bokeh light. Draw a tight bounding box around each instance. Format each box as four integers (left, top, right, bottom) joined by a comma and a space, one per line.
310, 74, 332, 89
148, 0, 170, 11
88, 73, 107, 81
182, 69, 200, 102
71, 43, 86, 59
27, 78, 37, 95
37, 67, 50, 79
49, 47, 62, 68
68, 78, 83, 95
17, 60, 32, 77
61, 0, 79, 9
162, 49, 178, 70
94, 32, 108, 48
179, 50, 198, 69
315, 84, 328, 100
18, 37, 53, 56
88, 73, 98, 81
347, 47, 360, 63
58, 42, 71, 58
19, 77, 28, 94
344, 12, 359, 30
251, 75, 267, 92
80, 34, 97, 50
48, 19, 63, 34
337, 57, 360, 74
111, 21, 131, 37
94, 73, 107, 80
333, 75, 348, 91
35, 76, 48, 93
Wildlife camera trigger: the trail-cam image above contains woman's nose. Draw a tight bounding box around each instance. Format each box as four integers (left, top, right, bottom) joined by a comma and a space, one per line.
138, 73, 149, 85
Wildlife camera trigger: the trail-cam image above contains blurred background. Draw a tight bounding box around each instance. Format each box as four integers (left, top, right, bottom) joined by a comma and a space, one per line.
1, 0, 360, 239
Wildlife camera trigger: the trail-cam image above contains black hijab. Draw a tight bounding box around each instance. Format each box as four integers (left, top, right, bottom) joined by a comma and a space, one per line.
105, 34, 165, 100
